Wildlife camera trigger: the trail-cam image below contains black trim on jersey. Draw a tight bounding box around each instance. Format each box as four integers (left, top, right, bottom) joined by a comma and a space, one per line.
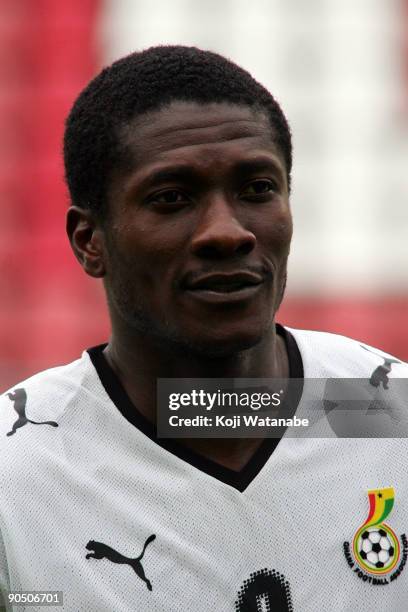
87, 324, 304, 492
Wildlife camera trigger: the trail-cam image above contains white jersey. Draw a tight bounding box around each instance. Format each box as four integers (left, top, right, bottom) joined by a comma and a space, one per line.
0, 325, 407, 611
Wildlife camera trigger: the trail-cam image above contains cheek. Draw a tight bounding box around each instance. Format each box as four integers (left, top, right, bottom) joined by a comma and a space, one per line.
107, 219, 188, 288
273, 215, 293, 245
255, 208, 293, 253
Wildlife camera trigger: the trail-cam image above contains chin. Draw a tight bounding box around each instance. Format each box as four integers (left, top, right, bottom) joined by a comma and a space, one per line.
183, 326, 268, 359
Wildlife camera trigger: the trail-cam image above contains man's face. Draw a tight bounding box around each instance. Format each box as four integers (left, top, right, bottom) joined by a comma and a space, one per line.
103, 101, 292, 356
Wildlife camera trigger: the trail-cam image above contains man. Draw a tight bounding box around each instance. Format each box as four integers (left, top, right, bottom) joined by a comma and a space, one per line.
0, 46, 407, 611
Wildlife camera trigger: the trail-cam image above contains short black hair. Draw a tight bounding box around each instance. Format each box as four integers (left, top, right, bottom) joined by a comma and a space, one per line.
64, 45, 292, 218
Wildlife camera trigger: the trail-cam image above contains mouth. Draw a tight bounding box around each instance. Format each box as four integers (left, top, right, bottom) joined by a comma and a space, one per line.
184, 272, 264, 303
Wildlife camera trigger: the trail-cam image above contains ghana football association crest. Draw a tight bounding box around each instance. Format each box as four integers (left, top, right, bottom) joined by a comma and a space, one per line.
343, 487, 408, 585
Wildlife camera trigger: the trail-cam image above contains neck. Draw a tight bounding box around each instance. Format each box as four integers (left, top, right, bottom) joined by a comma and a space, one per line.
103, 322, 289, 471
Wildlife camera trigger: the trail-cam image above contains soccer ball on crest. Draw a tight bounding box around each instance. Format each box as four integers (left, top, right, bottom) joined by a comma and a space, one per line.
357, 527, 396, 570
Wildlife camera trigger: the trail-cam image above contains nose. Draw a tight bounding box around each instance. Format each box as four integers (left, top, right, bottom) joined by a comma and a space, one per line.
190, 195, 256, 259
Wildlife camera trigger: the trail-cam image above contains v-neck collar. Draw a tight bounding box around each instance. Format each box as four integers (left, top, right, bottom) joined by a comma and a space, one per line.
87, 323, 304, 492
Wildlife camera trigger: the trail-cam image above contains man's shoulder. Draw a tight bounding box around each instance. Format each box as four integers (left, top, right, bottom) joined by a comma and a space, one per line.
1, 351, 91, 401
285, 326, 408, 378
0, 350, 96, 443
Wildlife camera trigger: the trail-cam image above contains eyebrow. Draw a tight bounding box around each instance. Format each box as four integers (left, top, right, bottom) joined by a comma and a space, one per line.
139, 166, 197, 187
131, 155, 286, 192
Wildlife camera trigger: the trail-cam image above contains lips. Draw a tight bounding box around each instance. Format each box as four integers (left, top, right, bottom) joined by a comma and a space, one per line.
186, 272, 264, 293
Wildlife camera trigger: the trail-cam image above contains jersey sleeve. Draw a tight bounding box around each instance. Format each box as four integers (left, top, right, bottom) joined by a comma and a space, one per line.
0, 528, 10, 612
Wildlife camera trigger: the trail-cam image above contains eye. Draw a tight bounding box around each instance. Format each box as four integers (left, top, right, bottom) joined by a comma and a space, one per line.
240, 179, 277, 198
146, 189, 191, 208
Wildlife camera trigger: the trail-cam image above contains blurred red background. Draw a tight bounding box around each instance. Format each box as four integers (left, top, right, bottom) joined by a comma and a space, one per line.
0, 0, 407, 391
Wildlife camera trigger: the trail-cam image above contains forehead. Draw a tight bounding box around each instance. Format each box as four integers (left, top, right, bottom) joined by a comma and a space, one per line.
117, 101, 286, 177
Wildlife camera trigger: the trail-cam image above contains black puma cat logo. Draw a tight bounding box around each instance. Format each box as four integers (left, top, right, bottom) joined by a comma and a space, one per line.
85, 535, 156, 591
360, 345, 401, 389
5, 388, 58, 436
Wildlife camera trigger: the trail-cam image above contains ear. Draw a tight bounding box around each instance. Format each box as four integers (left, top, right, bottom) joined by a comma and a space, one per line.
66, 206, 106, 278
